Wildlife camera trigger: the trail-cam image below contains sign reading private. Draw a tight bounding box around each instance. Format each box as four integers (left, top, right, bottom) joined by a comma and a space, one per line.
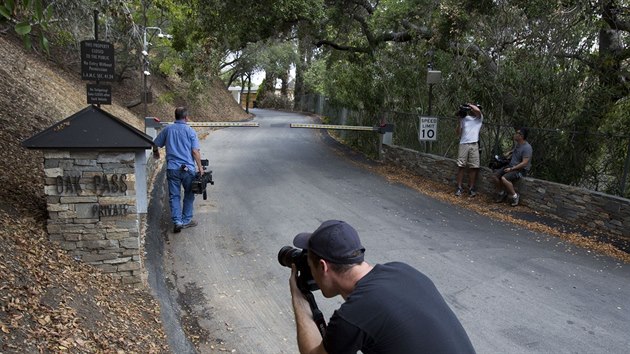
419, 116, 438, 141
86, 84, 112, 105
80, 40, 115, 81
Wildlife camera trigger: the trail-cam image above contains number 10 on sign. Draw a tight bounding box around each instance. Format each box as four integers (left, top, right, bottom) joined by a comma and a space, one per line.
419, 116, 438, 141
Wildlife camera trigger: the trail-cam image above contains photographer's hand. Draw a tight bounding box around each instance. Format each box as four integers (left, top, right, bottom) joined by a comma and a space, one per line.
289, 265, 307, 301
468, 103, 481, 117
290, 265, 326, 354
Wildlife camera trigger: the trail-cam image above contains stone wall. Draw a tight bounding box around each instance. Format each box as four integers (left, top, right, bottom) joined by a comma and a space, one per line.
383, 144, 630, 239
44, 150, 142, 284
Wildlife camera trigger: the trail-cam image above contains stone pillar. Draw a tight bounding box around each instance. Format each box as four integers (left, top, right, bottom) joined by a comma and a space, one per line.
44, 150, 143, 285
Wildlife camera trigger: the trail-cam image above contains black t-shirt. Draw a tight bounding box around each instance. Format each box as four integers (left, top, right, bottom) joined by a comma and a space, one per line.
323, 262, 475, 354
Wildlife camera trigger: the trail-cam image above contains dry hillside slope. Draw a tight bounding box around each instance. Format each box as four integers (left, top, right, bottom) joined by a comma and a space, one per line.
0, 32, 248, 353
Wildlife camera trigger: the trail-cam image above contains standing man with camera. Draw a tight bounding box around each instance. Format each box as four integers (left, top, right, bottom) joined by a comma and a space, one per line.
492, 127, 532, 207
153, 107, 204, 233
287, 220, 476, 354
455, 103, 483, 197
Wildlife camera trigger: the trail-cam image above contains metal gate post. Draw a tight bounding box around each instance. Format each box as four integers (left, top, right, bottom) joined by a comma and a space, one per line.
620, 139, 630, 196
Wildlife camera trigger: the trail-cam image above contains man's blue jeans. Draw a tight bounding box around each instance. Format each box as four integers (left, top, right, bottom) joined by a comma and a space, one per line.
166, 169, 195, 226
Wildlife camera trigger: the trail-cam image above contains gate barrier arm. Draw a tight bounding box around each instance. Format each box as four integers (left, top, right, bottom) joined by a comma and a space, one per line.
290, 123, 393, 134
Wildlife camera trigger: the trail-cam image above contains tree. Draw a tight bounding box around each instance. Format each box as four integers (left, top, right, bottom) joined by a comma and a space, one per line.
0, 0, 54, 54
298, 0, 630, 192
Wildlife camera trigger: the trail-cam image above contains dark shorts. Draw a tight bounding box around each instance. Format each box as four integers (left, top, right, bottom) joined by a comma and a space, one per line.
494, 168, 526, 182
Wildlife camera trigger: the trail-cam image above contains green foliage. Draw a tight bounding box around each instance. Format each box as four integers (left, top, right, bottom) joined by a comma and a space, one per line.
303, 57, 327, 94
293, 0, 630, 195
195, 0, 322, 51
2, 0, 629, 195
156, 91, 176, 104
189, 78, 204, 95
1, 0, 53, 54
257, 39, 297, 79
257, 78, 268, 100
158, 56, 181, 77
258, 92, 292, 110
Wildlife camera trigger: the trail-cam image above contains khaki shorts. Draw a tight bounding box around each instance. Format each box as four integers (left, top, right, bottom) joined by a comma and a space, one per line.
457, 142, 480, 168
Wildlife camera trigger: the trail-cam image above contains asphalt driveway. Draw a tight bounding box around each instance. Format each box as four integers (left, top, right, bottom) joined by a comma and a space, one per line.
147, 109, 630, 353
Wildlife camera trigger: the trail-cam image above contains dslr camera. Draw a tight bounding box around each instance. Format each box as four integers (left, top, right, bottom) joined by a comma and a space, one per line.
278, 245, 328, 336
277, 246, 319, 293
191, 159, 214, 200
458, 103, 482, 117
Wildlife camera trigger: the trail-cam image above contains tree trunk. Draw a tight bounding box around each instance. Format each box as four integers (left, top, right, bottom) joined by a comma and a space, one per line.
246, 72, 252, 113
294, 21, 313, 111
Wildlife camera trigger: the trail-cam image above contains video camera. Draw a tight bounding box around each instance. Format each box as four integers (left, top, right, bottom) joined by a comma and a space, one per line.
489, 155, 509, 170
489, 150, 512, 170
277, 246, 319, 293
191, 159, 214, 200
458, 103, 482, 117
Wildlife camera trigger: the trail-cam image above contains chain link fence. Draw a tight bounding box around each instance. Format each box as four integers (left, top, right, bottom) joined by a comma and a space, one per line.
294, 94, 630, 198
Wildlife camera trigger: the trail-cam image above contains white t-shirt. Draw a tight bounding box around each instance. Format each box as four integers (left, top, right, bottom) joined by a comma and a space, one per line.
459, 114, 483, 144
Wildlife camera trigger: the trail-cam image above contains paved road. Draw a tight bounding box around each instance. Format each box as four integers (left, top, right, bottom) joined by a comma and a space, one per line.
153, 109, 630, 353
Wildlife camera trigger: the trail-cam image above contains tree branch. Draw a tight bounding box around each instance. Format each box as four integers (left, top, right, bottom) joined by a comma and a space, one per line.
314, 39, 371, 53
349, 0, 377, 15
400, 20, 433, 40
554, 52, 592, 66
602, 0, 630, 32
219, 56, 240, 71
352, 13, 375, 46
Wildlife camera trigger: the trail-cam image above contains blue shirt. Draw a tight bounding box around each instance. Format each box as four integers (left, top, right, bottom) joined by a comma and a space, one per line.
153, 120, 200, 171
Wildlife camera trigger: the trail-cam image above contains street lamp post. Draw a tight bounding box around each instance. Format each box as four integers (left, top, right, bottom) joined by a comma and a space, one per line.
142, 26, 172, 119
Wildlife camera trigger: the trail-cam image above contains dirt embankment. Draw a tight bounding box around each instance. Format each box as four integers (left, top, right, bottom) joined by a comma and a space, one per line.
0, 32, 248, 352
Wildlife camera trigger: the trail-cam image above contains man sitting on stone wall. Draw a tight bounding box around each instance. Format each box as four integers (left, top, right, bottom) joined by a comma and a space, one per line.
491, 127, 532, 207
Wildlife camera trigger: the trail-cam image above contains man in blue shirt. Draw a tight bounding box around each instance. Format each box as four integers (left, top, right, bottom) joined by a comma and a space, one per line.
153, 107, 204, 233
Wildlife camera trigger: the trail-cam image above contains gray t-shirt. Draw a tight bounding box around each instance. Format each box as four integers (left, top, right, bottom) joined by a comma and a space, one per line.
510, 141, 533, 172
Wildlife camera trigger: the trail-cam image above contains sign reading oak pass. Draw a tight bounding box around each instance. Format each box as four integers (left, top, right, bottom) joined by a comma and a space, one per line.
80, 40, 115, 82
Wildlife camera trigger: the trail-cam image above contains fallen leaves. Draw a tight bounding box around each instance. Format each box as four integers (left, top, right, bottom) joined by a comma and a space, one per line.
0, 32, 251, 353
367, 163, 630, 264
1, 210, 170, 352
1, 321, 9, 333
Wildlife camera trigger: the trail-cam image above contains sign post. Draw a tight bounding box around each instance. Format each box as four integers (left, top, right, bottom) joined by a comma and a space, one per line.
80, 40, 115, 82
86, 84, 112, 105
80, 12, 114, 106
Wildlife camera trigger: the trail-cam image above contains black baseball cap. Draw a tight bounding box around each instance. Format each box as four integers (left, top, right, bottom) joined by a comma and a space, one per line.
293, 220, 365, 264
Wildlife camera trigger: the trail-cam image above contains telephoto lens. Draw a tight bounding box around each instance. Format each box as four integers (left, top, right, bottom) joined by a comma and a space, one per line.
277, 246, 319, 292
278, 246, 302, 268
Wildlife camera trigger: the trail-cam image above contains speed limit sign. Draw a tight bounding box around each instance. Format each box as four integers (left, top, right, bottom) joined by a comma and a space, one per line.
419, 116, 438, 141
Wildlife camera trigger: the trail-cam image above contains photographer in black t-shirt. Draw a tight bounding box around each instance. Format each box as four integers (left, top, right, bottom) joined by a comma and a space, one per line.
288, 220, 476, 354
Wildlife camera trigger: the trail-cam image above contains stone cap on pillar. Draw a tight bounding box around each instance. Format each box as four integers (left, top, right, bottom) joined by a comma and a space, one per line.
22, 105, 155, 150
